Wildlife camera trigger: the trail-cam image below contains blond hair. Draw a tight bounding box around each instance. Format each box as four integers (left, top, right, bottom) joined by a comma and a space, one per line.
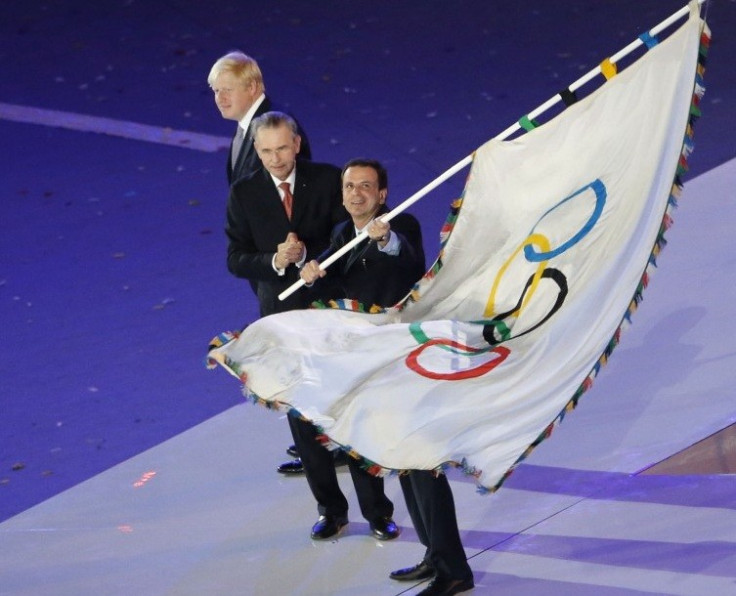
207, 51, 265, 93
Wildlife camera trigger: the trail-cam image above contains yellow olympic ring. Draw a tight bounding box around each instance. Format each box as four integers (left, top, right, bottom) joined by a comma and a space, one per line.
484, 233, 550, 319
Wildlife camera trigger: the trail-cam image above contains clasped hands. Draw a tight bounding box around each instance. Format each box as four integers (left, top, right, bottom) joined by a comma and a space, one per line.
274, 232, 305, 270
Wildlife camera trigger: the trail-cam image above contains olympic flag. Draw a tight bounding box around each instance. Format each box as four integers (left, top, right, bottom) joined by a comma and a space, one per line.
208, 3, 709, 493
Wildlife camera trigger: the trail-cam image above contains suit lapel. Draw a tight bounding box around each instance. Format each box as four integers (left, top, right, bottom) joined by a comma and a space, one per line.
234, 97, 272, 181
258, 169, 294, 234
344, 205, 389, 270
291, 165, 308, 228
344, 227, 371, 272
239, 135, 254, 170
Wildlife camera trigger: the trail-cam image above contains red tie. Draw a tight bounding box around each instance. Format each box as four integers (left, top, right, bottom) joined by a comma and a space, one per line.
279, 182, 293, 220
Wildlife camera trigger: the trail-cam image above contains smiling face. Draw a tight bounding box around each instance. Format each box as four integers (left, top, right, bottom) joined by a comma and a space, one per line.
341, 165, 387, 228
211, 71, 259, 122
254, 123, 301, 181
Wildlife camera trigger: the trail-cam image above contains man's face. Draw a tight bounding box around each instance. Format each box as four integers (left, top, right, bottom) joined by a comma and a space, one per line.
254, 124, 301, 180
342, 166, 387, 225
211, 71, 258, 121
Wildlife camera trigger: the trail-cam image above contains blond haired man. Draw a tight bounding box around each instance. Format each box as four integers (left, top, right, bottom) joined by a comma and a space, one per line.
208, 51, 311, 185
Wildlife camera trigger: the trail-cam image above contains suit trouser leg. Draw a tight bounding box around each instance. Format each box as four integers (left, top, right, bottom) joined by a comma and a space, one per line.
406, 470, 473, 581
346, 458, 393, 522
400, 473, 431, 563
287, 415, 348, 518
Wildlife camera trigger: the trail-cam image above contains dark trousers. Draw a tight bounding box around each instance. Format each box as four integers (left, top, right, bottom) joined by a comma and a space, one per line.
288, 414, 393, 521
400, 471, 473, 582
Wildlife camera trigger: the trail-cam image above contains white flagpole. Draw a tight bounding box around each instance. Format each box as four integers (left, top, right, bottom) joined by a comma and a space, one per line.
279, 0, 702, 302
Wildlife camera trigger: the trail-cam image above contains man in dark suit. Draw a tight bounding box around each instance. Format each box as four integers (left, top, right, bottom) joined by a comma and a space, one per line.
225, 114, 399, 542
207, 51, 311, 186
301, 159, 473, 596
300, 158, 425, 307
210, 52, 313, 474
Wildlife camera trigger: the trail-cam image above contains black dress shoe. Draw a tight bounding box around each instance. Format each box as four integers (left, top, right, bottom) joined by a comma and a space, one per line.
286, 444, 298, 457
389, 560, 435, 582
417, 577, 474, 595
310, 515, 348, 540
370, 516, 400, 540
277, 458, 304, 474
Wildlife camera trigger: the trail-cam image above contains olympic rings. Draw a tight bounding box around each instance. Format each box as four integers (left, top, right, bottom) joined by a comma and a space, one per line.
524, 179, 606, 261
405, 338, 510, 380
406, 178, 606, 381
482, 268, 568, 345
484, 233, 549, 318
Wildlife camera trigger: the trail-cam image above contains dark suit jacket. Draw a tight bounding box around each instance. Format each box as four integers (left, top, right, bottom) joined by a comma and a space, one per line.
227, 96, 313, 185
314, 206, 426, 308
226, 161, 348, 317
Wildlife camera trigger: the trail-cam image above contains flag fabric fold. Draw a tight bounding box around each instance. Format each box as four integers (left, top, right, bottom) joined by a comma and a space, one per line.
208, 4, 709, 493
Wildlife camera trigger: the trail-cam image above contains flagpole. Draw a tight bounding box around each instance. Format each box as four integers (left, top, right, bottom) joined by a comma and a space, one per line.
278, 0, 702, 302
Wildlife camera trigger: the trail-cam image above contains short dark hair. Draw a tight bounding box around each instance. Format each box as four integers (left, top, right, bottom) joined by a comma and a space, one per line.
341, 158, 388, 190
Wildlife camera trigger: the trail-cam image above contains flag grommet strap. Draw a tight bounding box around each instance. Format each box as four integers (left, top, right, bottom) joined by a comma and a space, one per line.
600, 57, 618, 79
639, 31, 660, 49
518, 114, 540, 131
558, 88, 579, 106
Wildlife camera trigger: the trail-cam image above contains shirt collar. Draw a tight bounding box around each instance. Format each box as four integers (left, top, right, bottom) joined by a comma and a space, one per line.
238, 93, 266, 132
354, 218, 374, 236
269, 168, 297, 195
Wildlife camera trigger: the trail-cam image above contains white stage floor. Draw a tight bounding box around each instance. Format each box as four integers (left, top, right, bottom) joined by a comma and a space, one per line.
2, 160, 735, 595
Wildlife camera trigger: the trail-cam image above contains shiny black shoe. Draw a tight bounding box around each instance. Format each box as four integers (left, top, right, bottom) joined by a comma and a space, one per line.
370, 517, 400, 540
286, 444, 298, 457
277, 458, 304, 475
416, 577, 474, 595
310, 515, 348, 540
389, 560, 435, 582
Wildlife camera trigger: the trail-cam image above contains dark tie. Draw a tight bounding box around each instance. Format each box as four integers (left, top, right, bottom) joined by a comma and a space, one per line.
279, 182, 293, 220
231, 126, 245, 165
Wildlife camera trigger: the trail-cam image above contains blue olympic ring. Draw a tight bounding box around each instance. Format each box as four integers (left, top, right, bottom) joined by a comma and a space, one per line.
524, 179, 607, 262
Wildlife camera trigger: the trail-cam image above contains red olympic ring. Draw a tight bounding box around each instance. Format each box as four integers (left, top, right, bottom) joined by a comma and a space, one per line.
405, 338, 511, 381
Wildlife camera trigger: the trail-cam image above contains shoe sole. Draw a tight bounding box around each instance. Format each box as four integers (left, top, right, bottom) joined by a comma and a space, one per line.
372, 531, 401, 541
389, 572, 435, 582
